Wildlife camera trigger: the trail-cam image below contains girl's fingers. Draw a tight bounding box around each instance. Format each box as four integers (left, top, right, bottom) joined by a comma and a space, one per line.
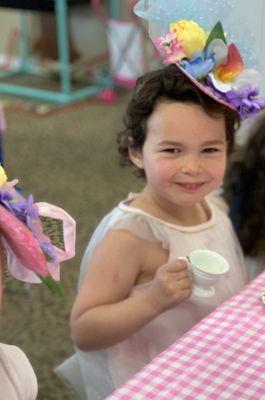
163, 259, 188, 273
175, 269, 190, 280
179, 287, 192, 299
178, 277, 192, 290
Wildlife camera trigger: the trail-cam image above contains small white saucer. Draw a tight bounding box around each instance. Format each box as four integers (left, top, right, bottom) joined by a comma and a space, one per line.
193, 285, 215, 298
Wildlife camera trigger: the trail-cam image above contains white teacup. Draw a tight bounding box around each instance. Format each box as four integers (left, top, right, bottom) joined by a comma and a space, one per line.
181, 249, 230, 298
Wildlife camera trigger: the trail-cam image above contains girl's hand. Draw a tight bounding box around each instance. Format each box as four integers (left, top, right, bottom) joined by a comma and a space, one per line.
145, 259, 192, 314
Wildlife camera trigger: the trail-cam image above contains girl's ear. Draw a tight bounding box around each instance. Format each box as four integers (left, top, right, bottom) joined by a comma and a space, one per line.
128, 147, 144, 169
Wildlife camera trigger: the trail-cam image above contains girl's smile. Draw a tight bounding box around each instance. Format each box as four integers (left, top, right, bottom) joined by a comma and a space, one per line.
175, 182, 206, 191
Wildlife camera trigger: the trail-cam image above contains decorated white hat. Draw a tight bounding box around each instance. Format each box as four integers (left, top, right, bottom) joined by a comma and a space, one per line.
134, 0, 265, 119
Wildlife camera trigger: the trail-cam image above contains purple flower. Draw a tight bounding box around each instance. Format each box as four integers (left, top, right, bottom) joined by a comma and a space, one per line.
40, 242, 56, 263
225, 86, 265, 119
0, 190, 14, 213
10, 194, 39, 229
181, 51, 216, 80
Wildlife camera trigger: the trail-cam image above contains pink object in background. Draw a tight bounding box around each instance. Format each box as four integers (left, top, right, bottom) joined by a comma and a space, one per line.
36, 202, 76, 281
107, 19, 146, 85
5, 202, 76, 284
0, 205, 49, 277
98, 88, 117, 104
0, 179, 76, 285
91, 0, 147, 89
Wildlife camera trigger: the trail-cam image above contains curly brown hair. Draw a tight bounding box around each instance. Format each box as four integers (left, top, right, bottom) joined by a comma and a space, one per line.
223, 113, 265, 257
118, 64, 240, 177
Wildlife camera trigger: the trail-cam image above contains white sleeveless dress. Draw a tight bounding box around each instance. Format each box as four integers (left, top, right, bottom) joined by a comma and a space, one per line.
55, 194, 247, 400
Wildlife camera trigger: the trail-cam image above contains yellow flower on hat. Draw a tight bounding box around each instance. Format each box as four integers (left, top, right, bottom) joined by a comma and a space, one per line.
170, 20, 207, 59
0, 165, 7, 187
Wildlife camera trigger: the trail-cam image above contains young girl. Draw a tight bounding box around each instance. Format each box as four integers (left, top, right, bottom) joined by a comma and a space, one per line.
62, 65, 249, 398
223, 112, 265, 280
57, 5, 265, 399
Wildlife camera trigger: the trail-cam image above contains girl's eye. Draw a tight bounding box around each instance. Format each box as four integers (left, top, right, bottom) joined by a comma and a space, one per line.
202, 147, 220, 154
162, 148, 181, 154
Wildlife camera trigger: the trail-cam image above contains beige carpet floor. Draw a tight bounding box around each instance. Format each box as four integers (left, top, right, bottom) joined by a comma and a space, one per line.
0, 93, 143, 399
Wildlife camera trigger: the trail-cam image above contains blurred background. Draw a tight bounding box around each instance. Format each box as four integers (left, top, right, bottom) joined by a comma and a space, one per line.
0, 1, 265, 399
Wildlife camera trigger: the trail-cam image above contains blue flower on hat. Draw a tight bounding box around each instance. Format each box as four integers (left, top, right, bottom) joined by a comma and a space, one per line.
181, 51, 216, 80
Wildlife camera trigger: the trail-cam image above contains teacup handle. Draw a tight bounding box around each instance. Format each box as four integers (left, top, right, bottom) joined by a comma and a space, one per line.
178, 256, 215, 298
178, 256, 192, 277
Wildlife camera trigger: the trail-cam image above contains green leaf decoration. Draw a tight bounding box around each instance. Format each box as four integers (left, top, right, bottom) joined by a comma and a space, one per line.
206, 21, 227, 48
38, 275, 63, 296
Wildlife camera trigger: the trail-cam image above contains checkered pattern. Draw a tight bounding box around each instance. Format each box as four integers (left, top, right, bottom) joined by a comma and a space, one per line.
106, 272, 265, 400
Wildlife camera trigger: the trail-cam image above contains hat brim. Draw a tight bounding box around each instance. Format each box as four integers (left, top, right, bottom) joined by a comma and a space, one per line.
175, 63, 237, 112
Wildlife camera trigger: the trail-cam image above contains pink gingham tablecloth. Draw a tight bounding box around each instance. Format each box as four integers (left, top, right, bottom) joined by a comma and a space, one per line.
106, 271, 265, 400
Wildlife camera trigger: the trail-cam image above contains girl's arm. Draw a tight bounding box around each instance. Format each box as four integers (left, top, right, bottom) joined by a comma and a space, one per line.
70, 230, 191, 351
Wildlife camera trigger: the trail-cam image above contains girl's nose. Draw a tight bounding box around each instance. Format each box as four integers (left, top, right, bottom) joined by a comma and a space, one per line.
180, 155, 202, 175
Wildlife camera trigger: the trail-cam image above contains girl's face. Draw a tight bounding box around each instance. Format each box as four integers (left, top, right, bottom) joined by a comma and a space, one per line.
130, 101, 227, 209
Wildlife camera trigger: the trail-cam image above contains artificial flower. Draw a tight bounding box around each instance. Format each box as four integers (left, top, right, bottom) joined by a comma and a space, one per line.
0, 190, 14, 213
215, 43, 244, 82
155, 31, 185, 64
155, 18, 265, 119
0, 184, 59, 292
155, 31, 177, 48
225, 86, 265, 119
233, 69, 262, 91
206, 38, 228, 67
170, 20, 207, 59
40, 242, 56, 263
208, 68, 262, 95
181, 51, 216, 80
0, 168, 75, 294
207, 72, 233, 93
0, 165, 7, 187
11, 194, 39, 230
